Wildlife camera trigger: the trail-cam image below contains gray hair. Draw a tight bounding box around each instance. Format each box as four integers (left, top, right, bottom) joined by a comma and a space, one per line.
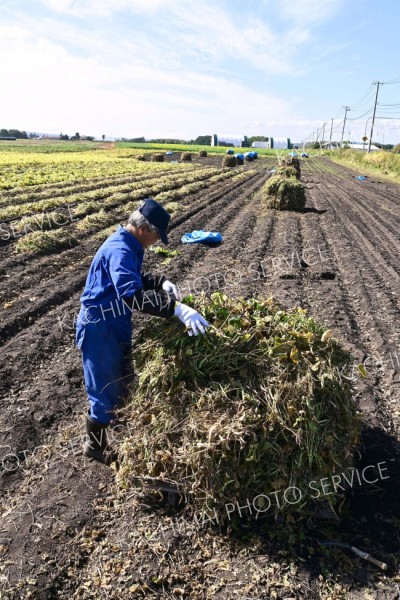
127, 209, 150, 228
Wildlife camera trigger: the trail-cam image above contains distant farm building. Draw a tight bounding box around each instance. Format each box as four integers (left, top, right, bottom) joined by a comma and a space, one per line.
322, 142, 380, 151
268, 137, 291, 150
211, 134, 247, 148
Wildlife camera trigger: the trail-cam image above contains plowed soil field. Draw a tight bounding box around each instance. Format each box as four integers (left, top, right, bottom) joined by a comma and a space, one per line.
1, 155, 399, 599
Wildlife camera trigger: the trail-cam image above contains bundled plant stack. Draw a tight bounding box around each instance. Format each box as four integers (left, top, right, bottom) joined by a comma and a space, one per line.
276, 165, 300, 180
181, 152, 192, 162
262, 155, 305, 210
199, 150, 208, 157
262, 175, 306, 210
222, 154, 237, 168
117, 292, 360, 524
151, 153, 164, 162
281, 155, 301, 177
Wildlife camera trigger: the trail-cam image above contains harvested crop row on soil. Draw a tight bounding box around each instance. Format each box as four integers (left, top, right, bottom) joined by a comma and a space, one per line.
15, 229, 78, 254
117, 292, 360, 525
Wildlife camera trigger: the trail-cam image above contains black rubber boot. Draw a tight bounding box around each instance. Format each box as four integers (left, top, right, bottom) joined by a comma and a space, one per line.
84, 413, 119, 466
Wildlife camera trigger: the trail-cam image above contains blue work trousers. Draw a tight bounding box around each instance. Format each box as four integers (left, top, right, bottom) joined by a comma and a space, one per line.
76, 312, 133, 425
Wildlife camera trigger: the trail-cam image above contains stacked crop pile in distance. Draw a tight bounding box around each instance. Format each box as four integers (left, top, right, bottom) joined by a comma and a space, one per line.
222, 155, 237, 168
151, 153, 164, 162
181, 152, 192, 162
262, 155, 305, 210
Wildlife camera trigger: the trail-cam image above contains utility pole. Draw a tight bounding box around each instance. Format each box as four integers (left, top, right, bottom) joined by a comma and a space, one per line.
321, 122, 326, 145
340, 107, 350, 147
329, 118, 334, 143
368, 81, 383, 154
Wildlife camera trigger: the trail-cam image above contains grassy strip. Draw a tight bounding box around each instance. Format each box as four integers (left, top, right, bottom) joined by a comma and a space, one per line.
0, 140, 103, 153
329, 149, 400, 182
117, 142, 286, 156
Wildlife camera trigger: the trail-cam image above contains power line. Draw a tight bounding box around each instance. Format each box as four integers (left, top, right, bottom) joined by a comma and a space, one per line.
383, 76, 400, 84
348, 107, 374, 121
350, 85, 375, 110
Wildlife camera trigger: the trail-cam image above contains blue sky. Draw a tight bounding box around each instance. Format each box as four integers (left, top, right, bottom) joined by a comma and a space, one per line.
1, 0, 399, 143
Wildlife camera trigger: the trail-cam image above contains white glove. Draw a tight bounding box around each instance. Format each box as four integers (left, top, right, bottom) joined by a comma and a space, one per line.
162, 279, 182, 301
174, 302, 209, 336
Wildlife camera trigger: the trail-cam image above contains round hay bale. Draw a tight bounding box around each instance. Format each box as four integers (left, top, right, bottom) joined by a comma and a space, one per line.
222, 154, 237, 167
276, 165, 300, 179
117, 292, 360, 524
181, 152, 192, 162
262, 175, 306, 210
199, 150, 208, 157
151, 153, 164, 162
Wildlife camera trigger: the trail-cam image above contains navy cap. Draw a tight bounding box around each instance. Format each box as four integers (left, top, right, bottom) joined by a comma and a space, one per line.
138, 198, 170, 244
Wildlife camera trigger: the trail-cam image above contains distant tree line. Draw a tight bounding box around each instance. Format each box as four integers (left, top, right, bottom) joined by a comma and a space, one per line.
0, 128, 29, 138
59, 132, 95, 141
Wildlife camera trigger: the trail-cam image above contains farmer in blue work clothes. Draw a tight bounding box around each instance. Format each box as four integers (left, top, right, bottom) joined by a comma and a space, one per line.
76, 198, 209, 465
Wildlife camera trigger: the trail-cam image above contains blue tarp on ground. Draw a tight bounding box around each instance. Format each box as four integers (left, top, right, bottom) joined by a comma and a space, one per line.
226, 149, 234, 155
181, 230, 223, 245
356, 175, 367, 181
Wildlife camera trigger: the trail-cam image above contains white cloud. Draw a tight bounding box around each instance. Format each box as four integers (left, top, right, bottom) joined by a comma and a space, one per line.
277, 0, 345, 26
41, 0, 171, 17
0, 22, 295, 139
1, 0, 372, 142
39, 0, 315, 76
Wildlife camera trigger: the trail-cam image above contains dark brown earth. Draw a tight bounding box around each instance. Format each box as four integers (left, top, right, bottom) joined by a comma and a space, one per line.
0, 156, 399, 599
